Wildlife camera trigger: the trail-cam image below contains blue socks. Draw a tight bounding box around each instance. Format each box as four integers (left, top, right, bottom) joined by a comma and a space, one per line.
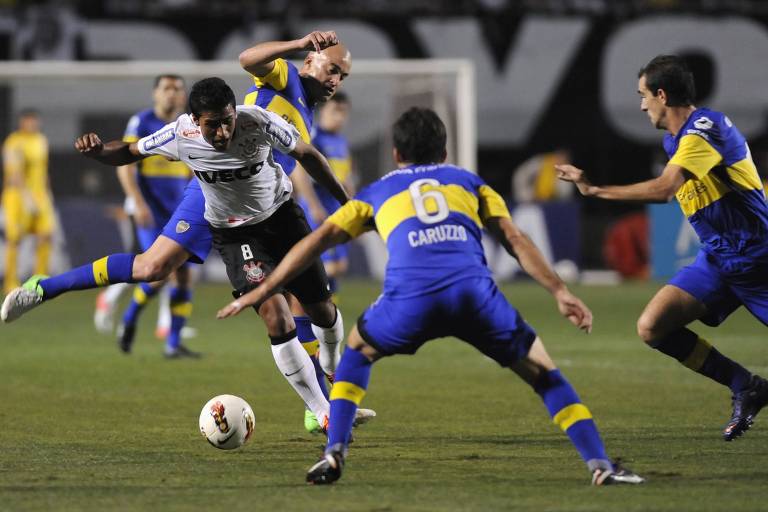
534, 369, 611, 472
40, 253, 136, 300
167, 287, 192, 351
296, 315, 330, 400
122, 282, 159, 326
652, 328, 752, 393
327, 348, 372, 452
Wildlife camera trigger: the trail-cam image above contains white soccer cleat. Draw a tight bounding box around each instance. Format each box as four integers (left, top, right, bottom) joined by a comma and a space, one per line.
353, 408, 377, 428
1, 276, 45, 323
93, 291, 117, 334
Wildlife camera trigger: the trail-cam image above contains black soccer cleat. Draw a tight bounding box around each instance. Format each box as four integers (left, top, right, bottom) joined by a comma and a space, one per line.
306, 450, 345, 485
592, 460, 645, 486
164, 344, 203, 359
723, 375, 768, 441
117, 323, 136, 354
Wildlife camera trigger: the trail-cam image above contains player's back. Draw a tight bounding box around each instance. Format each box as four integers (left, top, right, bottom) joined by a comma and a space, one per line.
244, 58, 313, 176
124, 109, 191, 220
351, 164, 508, 298
663, 107, 768, 255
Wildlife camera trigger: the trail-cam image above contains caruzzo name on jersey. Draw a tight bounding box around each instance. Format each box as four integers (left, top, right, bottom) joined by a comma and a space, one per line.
408, 224, 468, 247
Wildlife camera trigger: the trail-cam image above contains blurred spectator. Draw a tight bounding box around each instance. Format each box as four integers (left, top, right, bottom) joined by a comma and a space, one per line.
512, 148, 573, 202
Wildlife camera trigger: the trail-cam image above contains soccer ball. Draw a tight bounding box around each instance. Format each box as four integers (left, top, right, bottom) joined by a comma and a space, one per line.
198, 394, 255, 450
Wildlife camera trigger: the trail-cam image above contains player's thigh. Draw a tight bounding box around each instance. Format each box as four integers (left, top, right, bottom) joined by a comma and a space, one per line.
29, 201, 55, 239
134, 235, 191, 281
210, 224, 279, 300
356, 294, 439, 356
637, 285, 708, 342
159, 181, 212, 264
725, 261, 768, 327
454, 278, 537, 368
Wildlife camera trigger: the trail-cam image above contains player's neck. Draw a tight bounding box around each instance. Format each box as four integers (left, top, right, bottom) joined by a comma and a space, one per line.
666, 105, 697, 137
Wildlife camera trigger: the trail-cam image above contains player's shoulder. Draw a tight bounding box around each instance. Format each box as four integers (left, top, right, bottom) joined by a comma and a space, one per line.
683, 108, 730, 142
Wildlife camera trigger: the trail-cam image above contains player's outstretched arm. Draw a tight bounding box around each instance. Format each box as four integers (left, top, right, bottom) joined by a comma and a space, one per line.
290, 140, 350, 206
486, 216, 593, 333
74, 133, 144, 167
555, 162, 685, 203
217, 222, 350, 318
239, 31, 339, 77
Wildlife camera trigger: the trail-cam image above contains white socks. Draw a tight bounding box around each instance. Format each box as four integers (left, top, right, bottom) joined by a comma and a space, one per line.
311, 308, 344, 376
271, 337, 330, 421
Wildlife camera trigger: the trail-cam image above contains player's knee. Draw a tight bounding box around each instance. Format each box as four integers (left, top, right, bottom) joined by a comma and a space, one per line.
133, 254, 173, 282
304, 299, 336, 327
260, 304, 295, 336
636, 314, 660, 346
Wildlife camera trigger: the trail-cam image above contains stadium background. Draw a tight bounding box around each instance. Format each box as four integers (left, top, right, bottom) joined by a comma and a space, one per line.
2, 0, 768, 283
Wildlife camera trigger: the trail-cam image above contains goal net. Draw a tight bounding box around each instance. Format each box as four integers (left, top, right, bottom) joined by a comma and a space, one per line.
0, 60, 475, 280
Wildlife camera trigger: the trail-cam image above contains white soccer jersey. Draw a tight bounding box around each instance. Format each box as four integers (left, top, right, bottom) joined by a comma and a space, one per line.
137, 105, 299, 228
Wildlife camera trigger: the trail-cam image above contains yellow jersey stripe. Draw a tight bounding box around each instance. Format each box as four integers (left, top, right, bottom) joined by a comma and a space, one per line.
726, 158, 763, 191
478, 185, 511, 220
330, 381, 367, 405
253, 58, 289, 91
123, 135, 140, 143
329, 157, 352, 183
92, 256, 110, 286
327, 199, 374, 238
553, 403, 593, 431
243, 90, 258, 106
675, 172, 731, 217
375, 184, 483, 243
669, 134, 722, 179
139, 156, 192, 178
265, 95, 310, 143
682, 337, 712, 371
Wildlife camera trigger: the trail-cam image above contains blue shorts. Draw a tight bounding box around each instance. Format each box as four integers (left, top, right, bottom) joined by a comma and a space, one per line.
669, 249, 768, 326
159, 180, 212, 264
357, 276, 537, 367
298, 197, 348, 263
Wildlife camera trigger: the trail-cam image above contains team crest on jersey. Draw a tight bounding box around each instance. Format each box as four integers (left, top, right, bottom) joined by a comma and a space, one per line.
239, 139, 258, 158
243, 261, 266, 284
693, 117, 713, 130
175, 220, 190, 233
181, 128, 201, 138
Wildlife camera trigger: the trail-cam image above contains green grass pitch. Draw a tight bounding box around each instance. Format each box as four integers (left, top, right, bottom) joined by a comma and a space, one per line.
1, 280, 767, 511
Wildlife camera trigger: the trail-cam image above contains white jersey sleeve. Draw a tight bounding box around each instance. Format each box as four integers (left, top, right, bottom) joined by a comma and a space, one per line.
137, 121, 180, 160
259, 108, 300, 155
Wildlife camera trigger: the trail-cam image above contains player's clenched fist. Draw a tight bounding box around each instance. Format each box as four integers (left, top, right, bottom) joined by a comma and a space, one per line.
74, 133, 104, 155
301, 31, 339, 52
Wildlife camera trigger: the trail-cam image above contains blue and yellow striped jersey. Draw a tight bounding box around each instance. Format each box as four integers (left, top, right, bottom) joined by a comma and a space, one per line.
664, 108, 768, 254
243, 59, 314, 176
312, 127, 351, 213
327, 164, 511, 298
123, 109, 191, 220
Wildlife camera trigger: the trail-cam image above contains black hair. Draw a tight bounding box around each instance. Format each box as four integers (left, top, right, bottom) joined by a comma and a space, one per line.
18, 108, 39, 118
392, 107, 446, 165
153, 74, 184, 88
638, 55, 696, 107
188, 77, 236, 117
328, 90, 349, 105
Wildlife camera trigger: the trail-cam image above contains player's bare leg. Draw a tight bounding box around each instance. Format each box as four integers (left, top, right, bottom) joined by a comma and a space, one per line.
637, 285, 766, 440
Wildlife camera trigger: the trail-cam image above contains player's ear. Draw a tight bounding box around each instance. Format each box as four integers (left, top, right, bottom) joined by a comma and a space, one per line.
392, 147, 402, 165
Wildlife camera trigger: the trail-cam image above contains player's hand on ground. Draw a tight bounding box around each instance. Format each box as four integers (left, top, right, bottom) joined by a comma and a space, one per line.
300, 31, 339, 52
75, 133, 104, 156
555, 164, 592, 196
554, 288, 593, 333
216, 299, 247, 319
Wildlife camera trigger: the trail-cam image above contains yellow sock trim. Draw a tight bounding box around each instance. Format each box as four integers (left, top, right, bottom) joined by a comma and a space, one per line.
301, 340, 319, 356
133, 286, 148, 305
170, 302, 193, 318
92, 256, 110, 286
553, 403, 592, 431
330, 381, 366, 405
683, 337, 712, 371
